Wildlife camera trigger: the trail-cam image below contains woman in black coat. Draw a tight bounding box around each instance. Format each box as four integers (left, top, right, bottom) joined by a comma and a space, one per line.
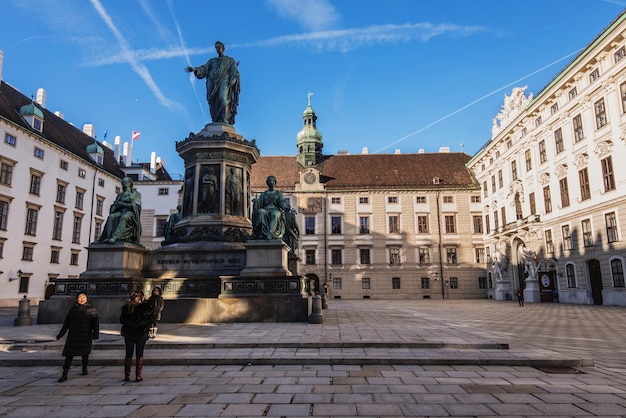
120, 291, 152, 382
56, 292, 99, 382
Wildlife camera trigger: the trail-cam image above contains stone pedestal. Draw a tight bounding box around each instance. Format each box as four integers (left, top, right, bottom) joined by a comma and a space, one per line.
80, 243, 146, 280
524, 278, 542, 303
240, 240, 291, 277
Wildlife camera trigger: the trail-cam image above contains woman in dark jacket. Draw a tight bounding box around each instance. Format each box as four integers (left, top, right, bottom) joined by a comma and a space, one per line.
56, 292, 99, 382
147, 287, 164, 339
120, 291, 152, 382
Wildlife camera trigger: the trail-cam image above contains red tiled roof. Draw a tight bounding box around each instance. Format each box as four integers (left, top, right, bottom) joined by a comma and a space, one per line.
251, 153, 478, 191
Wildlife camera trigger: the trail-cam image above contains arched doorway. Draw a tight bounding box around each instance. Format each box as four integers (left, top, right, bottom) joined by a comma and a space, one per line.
587, 259, 603, 305
305, 274, 320, 296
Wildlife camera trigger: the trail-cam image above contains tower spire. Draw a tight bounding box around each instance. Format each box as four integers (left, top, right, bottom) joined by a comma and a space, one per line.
296, 93, 324, 167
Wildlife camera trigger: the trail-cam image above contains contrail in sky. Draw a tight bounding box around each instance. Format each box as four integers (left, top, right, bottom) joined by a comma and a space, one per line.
373, 48, 584, 154
89, 0, 183, 113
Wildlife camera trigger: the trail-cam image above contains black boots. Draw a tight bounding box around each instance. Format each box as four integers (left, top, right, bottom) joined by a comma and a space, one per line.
82, 360, 89, 375
136, 357, 144, 382
124, 358, 132, 381
58, 367, 69, 382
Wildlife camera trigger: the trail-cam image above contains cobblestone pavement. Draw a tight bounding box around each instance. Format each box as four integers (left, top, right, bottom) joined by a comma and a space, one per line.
0, 299, 625, 417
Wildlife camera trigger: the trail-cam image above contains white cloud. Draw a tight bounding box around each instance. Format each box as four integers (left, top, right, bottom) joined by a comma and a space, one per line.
85, 20, 489, 65
266, 0, 340, 31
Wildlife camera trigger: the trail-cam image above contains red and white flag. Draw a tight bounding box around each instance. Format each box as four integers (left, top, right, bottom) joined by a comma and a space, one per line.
132, 131, 141, 141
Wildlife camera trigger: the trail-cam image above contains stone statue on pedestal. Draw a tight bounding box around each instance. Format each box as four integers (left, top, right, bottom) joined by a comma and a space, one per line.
251, 176, 299, 251
98, 177, 142, 244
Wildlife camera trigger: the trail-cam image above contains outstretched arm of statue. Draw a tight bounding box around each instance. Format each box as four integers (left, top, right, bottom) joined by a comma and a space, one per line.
184, 66, 193, 73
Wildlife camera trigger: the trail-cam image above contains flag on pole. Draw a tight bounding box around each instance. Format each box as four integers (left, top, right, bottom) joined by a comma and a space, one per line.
132, 131, 141, 141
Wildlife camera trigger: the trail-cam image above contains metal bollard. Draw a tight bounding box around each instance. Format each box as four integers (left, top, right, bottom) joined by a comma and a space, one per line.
308, 294, 323, 324
14, 295, 33, 326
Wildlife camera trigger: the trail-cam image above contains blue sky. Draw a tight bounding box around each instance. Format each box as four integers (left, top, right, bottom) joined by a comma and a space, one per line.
1, 0, 624, 179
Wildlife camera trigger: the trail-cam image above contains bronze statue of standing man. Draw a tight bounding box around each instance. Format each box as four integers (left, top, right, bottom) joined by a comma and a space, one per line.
185, 41, 240, 125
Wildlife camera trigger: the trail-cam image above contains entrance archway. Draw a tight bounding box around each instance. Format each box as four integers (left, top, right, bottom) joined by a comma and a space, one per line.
587, 259, 603, 305
304, 274, 320, 295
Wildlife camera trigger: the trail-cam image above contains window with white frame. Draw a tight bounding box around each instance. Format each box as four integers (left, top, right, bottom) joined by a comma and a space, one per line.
450, 277, 459, 289
472, 215, 483, 234
475, 247, 485, 264
305, 216, 315, 235
446, 247, 457, 264
0, 199, 9, 230
594, 98, 607, 128
389, 247, 401, 265
25, 207, 39, 235
72, 215, 82, 244
559, 177, 570, 208
331, 248, 342, 265
601, 156, 615, 192
56, 182, 67, 204
417, 215, 428, 233
620, 81, 626, 113
4, 133, 16, 146
34, 147, 44, 159
75, 189, 85, 210
562, 225, 572, 251
29, 173, 41, 195
52, 210, 64, 240
305, 249, 315, 265
0, 161, 14, 185
611, 259, 625, 287
616, 46, 626, 63
362, 277, 371, 289
545, 229, 554, 253
579, 168, 591, 201
589, 68, 600, 82
525, 149, 532, 171
568, 87, 578, 100
388, 215, 399, 234
359, 248, 371, 265
573, 114, 584, 142
332, 276, 342, 290
566, 263, 577, 288
538, 140, 547, 163
444, 215, 456, 233
606, 212, 618, 243
331, 216, 342, 234
359, 216, 369, 234
554, 128, 564, 154
582, 218, 593, 247
421, 277, 430, 289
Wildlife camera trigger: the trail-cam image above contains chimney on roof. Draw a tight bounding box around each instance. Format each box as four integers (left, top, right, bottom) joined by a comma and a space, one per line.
150, 152, 156, 174
438, 146, 450, 153
361, 147, 368, 154
123, 142, 132, 166
83, 124, 95, 138
394, 149, 401, 154
54, 111, 64, 120
36, 88, 46, 108
114, 136, 121, 163
0, 50, 3, 82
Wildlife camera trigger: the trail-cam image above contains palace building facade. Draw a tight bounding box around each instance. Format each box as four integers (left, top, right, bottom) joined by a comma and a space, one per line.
466, 11, 626, 306
251, 100, 489, 300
